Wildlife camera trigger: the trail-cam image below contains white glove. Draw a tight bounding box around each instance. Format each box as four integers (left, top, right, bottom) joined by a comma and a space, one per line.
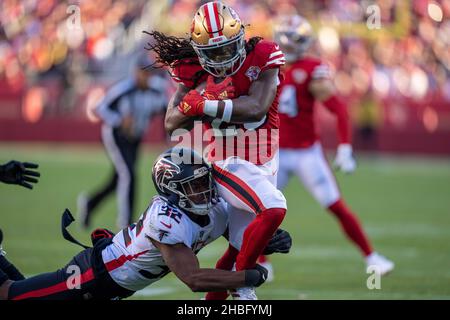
334, 144, 356, 174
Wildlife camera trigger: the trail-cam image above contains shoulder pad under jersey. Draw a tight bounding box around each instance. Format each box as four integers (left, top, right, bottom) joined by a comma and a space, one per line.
253, 40, 286, 72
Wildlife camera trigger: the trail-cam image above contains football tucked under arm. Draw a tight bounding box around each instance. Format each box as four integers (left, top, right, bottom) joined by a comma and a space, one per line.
176, 69, 280, 124
165, 76, 235, 134
201, 69, 279, 124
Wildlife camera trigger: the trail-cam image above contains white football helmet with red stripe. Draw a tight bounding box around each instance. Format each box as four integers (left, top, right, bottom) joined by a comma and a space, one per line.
190, 1, 246, 77
273, 15, 314, 63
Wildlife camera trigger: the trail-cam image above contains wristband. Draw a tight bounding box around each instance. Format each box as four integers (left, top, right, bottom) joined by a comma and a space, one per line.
204, 100, 219, 117
221, 99, 233, 123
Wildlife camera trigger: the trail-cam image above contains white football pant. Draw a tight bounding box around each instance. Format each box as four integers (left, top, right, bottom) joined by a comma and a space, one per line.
277, 142, 341, 208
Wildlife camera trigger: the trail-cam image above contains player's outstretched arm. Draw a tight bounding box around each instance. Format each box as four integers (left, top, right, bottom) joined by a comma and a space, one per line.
309, 78, 351, 145
152, 240, 267, 292
310, 78, 356, 173
165, 83, 199, 135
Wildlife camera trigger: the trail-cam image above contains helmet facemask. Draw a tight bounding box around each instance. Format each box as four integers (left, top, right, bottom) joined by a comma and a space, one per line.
167, 166, 218, 216
274, 31, 312, 63
191, 28, 246, 78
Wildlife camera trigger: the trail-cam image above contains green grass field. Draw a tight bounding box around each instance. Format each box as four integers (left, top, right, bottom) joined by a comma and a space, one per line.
1, 143, 450, 299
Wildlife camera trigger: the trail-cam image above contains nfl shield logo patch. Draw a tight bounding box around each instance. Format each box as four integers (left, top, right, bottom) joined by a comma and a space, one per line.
245, 66, 261, 81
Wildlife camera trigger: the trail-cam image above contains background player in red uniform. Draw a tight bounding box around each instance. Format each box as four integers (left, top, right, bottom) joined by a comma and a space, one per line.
271, 15, 394, 276
147, 1, 287, 299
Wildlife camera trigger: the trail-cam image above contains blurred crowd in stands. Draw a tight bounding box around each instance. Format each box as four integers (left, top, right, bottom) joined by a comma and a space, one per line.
0, 0, 449, 135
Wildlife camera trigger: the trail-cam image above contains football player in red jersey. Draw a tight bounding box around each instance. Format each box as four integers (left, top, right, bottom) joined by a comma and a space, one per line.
270, 15, 394, 276
147, 1, 287, 299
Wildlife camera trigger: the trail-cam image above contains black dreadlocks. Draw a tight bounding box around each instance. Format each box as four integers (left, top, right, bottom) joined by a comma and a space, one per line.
144, 30, 263, 88
143, 31, 197, 69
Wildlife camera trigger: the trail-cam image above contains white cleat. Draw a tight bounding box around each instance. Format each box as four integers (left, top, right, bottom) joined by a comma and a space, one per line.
77, 192, 90, 229
230, 287, 258, 300
259, 262, 274, 282
366, 252, 394, 276
0, 228, 6, 256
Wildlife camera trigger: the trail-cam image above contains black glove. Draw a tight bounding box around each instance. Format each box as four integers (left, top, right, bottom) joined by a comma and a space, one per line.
244, 264, 268, 287
0, 161, 40, 189
263, 229, 292, 255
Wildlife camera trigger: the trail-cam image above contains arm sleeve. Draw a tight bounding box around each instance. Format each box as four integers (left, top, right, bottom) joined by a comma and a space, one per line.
96, 99, 122, 127
95, 80, 133, 127
117, 97, 131, 116
311, 63, 332, 80
322, 95, 352, 144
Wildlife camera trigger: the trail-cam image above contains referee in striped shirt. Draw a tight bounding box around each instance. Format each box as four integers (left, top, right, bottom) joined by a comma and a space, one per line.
78, 54, 168, 230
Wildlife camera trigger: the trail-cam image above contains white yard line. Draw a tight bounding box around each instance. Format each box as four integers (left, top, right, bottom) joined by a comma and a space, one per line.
133, 286, 178, 297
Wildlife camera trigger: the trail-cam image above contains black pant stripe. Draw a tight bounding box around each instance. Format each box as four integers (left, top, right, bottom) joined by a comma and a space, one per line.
212, 166, 262, 213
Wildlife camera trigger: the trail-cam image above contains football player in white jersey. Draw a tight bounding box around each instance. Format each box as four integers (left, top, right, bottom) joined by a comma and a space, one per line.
0, 148, 291, 300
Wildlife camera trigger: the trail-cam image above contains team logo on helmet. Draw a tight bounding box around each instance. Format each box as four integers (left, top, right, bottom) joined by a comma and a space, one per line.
245, 66, 261, 82
154, 158, 181, 192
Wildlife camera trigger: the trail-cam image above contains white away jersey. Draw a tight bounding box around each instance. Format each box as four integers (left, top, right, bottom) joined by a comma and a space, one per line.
101, 196, 229, 291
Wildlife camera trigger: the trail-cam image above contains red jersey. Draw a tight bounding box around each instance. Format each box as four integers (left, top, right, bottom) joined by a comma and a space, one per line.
173, 40, 285, 164
278, 57, 334, 148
